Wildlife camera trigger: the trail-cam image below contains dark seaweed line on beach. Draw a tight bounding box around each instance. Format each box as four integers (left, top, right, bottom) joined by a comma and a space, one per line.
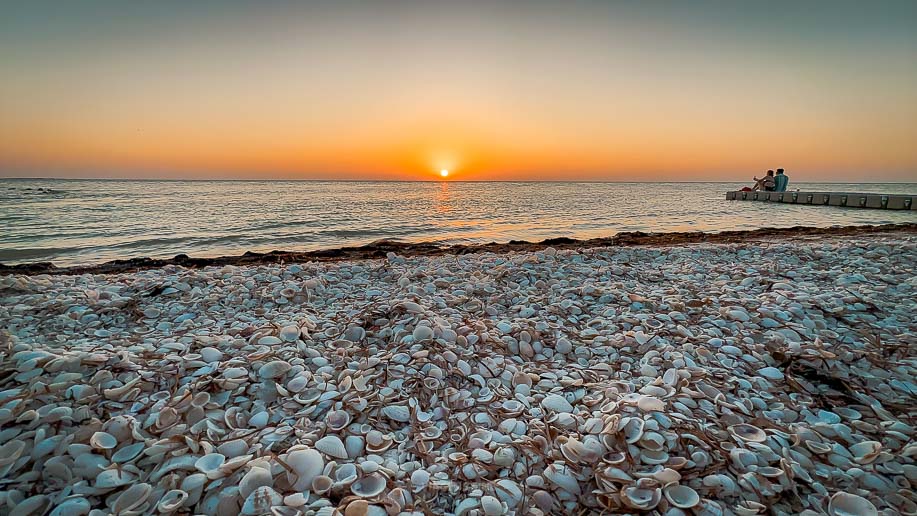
2, 223, 916, 276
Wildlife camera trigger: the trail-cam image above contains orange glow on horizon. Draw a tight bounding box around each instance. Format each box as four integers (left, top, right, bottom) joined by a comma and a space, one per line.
1, 2, 916, 182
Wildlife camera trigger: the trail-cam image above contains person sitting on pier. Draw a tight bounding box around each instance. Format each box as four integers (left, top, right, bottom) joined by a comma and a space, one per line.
774, 168, 789, 191
752, 170, 776, 191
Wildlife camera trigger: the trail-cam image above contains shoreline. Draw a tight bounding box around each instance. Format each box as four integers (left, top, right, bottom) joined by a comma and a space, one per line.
2, 222, 916, 276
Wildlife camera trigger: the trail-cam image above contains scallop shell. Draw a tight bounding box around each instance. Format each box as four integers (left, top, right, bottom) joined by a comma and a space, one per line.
828, 492, 878, 516
652, 468, 681, 485
326, 410, 352, 431
9, 495, 51, 516
480, 495, 505, 516
849, 441, 882, 464
258, 360, 292, 379
410, 469, 430, 492
544, 462, 581, 495
664, 484, 700, 508
351, 472, 388, 497
241, 486, 282, 515
240, 466, 274, 499
412, 325, 434, 341
96, 467, 138, 488
158, 490, 189, 513
621, 486, 662, 510
279, 325, 301, 342
636, 396, 664, 412
382, 405, 411, 423
287, 448, 324, 491
541, 394, 574, 413
315, 435, 348, 459
312, 475, 333, 495
343, 326, 366, 342
112, 483, 152, 514
194, 453, 226, 478
334, 463, 358, 486
805, 440, 833, 454
365, 431, 394, 453
729, 423, 767, 443
89, 431, 118, 450
621, 417, 646, 444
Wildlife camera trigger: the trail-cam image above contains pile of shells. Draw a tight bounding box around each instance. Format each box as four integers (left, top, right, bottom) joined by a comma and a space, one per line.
0, 234, 915, 515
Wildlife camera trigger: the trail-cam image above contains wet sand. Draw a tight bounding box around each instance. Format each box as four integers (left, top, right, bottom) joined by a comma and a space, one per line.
2, 222, 915, 276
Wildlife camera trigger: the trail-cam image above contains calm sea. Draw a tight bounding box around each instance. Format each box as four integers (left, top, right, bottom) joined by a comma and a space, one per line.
2, 179, 916, 266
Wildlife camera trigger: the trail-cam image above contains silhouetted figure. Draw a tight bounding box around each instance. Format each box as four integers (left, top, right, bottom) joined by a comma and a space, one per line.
753, 170, 776, 191
774, 168, 789, 191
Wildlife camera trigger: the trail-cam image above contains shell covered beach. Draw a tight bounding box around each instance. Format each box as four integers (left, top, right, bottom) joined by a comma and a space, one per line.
0, 233, 915, 516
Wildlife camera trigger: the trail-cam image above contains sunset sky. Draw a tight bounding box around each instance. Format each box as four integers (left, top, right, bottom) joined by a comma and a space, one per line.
1, 1, 916, 181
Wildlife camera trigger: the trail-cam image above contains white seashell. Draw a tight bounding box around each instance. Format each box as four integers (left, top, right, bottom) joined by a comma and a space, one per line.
640, 449, 670, 465
240, 466, 274, 499
400, 301, 424, 313
312, 475, 333, 495
652, 467, 681, 485
382, 405, 411, 422
248, 410, 269, 429
96, 467, 138, 488
279, 324, 301, 342
757, 367, 784, 380
639, 431, 666, 451
89, 431, 118, 450
241, 486, 283, 515
410, 469, 430, 492
828, 492, 878, 516
287, 448, 324, 491
334, 463, 358, 485
493, 479, 523, 506
729, 423, 767, 443
541, 394, 573, 413
194, 453, 227, 477
621, 417, 646, 443
50, 497, 91, 516
493, 447, 516, 467
621, 486, 662, 510
315, 435, 348, 459
287, 375, 309, 393
343, 326, 366, 341
9, 495, 51, 516
351, 472, 388, 497
112, 482, 152, 514
637, 395, 665, 412
259, 360, 292, 379
849, 441, 882, 464
544, 462, 581, 495
157, 490, 188, 513
735, 500, 766, 515
365, 430, 394, 453
412, 325, 434, 341
344, 435, 365, 459
200, 347, 223, 363
283, 493, 308, 508
327, 409, 352, 431
664, 484, 700, 508
480, 495, 505, 516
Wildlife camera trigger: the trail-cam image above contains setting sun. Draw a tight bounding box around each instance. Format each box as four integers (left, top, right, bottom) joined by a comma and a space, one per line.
440, 169, 449, 178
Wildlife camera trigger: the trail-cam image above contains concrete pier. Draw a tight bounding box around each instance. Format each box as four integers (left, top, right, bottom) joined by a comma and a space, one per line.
726, 191, 916, 210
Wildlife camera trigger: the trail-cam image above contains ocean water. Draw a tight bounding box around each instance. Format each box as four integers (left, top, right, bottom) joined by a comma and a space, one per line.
2, 179, 916, 266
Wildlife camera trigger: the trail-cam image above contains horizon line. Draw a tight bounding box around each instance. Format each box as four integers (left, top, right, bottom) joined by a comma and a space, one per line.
1, 177, 916, 185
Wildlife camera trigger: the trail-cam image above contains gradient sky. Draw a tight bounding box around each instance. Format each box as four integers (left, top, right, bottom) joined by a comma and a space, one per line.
1, 0, 916, 181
